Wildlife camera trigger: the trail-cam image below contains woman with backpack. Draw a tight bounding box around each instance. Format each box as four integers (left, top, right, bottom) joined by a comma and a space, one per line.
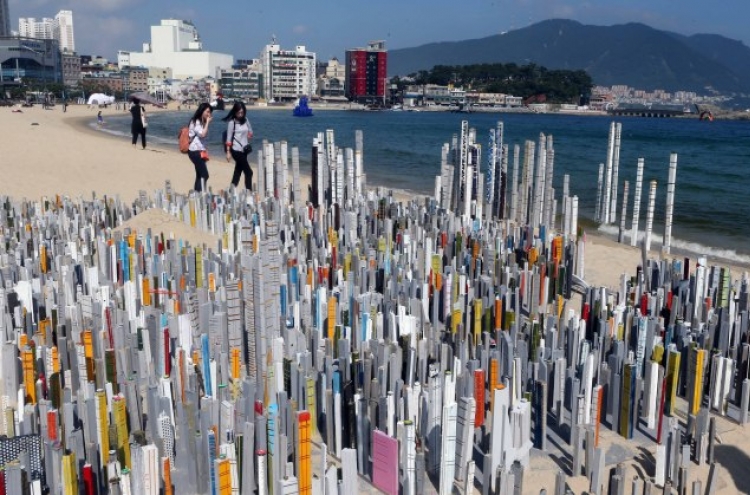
223, 101, 254, 191
188, 103, 214, 192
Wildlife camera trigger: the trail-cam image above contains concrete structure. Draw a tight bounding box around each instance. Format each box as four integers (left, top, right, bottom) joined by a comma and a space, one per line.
54, 10, 75, 53
126, 19, 232, 79
317, 58, 346, 98
17, 11, 74, 52
219, 60, 262, 101
124, 66, 149, 93
0, 36, 60, 84
81, 72, 124, 94
260, 40, 316, 102
61, 52, 81, 87
19, 17, 54, 40
345, 40, 387, 104
117, 50, 131, 70
0, 0, 9, 37
148, 66, 172, 80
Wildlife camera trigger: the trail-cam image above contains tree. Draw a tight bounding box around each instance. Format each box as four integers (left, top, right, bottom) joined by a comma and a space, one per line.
418, 62, 593, 103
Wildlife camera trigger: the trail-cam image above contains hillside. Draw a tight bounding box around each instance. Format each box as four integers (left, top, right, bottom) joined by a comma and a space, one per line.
388, 19, 750, 94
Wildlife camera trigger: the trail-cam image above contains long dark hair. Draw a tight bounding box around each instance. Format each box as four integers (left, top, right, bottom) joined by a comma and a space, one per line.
190, 103, 213, 124
222, 101, 247, 124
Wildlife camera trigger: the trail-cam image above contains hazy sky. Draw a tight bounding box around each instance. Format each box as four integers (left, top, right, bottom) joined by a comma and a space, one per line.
10, 0, 749, 61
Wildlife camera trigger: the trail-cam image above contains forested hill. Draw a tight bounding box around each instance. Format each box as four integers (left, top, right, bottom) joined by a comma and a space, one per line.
388, 19, 750, 94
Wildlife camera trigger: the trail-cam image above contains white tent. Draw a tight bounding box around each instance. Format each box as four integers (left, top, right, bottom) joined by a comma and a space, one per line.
87, 93, 115, 105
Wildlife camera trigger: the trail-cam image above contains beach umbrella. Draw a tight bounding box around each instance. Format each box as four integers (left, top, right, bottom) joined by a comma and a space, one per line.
129, 92, 164, 107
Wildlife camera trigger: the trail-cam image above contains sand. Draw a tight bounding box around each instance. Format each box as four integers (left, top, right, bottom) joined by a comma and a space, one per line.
1, 103, 240, 201
2, 102, 748, 494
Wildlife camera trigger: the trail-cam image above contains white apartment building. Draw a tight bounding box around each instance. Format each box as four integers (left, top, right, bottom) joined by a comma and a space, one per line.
18, 11, 75, 52
260, 41, 316, 102
54, 10, 75, 52
19, 17, 54, 40
127, 19, 233, 79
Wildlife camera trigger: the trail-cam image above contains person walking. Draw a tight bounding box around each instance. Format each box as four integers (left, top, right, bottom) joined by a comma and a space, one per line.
187, 103, 214, 192
130, 97, 147, 149
223, 101, 254, 191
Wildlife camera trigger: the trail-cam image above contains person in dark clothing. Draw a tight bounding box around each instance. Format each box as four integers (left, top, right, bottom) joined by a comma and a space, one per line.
130, 98, 147, 149
222, 101, 254, 190
187, 103, 214, 192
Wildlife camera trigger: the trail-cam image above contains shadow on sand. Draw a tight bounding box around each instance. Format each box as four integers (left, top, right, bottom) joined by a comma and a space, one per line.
714, 444, 750, 495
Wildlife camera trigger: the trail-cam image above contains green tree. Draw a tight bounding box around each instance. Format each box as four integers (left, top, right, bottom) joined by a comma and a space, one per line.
420, 62, 593, 103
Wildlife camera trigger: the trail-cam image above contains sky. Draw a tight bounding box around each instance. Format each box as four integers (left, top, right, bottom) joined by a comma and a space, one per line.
9, 0, 750, 62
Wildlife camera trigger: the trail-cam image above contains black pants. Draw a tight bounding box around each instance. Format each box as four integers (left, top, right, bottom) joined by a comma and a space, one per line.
230, 149, 253, 190
188, 151, 209, 192
132, 127, 146, 148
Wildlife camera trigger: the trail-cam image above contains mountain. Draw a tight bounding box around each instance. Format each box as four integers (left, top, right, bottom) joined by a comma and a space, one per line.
387, 20, 750, 94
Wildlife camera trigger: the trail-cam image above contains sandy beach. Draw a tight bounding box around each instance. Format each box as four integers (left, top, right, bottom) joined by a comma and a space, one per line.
4, 103, 742, 281
1, 102, 748, 494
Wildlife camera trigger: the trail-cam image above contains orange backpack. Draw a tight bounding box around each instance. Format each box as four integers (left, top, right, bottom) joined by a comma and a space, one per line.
178, 125, 191, 153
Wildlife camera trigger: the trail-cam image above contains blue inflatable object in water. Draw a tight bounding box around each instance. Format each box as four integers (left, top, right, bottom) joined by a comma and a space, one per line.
293, 96, 313, 117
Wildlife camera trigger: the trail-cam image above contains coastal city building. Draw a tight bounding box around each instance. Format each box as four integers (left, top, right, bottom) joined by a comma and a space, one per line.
345, 40, 387, 104
19, 16, 54, 40
591, 84, 722, 110
0, 36, 60, 84
124, 66, 149, 93
219, 59, 262, 101
81, 71, 124, 94
145, 67, 174, 101
123, 19, 233, 79
17, 10, 74, 52
0, 0, 9, 37
260, 39, 317, 102
54, 10, 75, 53
316, 57, 346, 99
61, 51, 81, 87
81, 54, 112, 69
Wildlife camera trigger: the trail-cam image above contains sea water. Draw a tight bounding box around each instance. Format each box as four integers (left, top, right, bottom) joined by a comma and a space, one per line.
96, 108, 750, 264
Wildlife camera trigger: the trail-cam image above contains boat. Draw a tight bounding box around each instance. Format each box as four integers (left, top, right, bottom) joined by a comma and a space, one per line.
293, 96, 313, 117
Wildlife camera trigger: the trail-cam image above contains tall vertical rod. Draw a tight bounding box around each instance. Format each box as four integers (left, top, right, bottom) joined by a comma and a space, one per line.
663, 153, 678, 254
630, 158, 644, 247
644, 180, 657, 253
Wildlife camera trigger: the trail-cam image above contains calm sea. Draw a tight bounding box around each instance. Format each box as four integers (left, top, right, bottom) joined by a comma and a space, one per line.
95, 108, 750, 265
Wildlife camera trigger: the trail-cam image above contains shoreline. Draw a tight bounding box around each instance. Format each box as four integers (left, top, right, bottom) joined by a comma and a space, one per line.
3, 104, 749, 495
1, 103, 745, 288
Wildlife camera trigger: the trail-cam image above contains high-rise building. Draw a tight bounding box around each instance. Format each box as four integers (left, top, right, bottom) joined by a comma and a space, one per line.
54, 10, 75, 52
0, 0, 10, 37
16, 11, 75, 71
260, 39, 317, 102
19, 17, 55, 40
345, 41, 387, 105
